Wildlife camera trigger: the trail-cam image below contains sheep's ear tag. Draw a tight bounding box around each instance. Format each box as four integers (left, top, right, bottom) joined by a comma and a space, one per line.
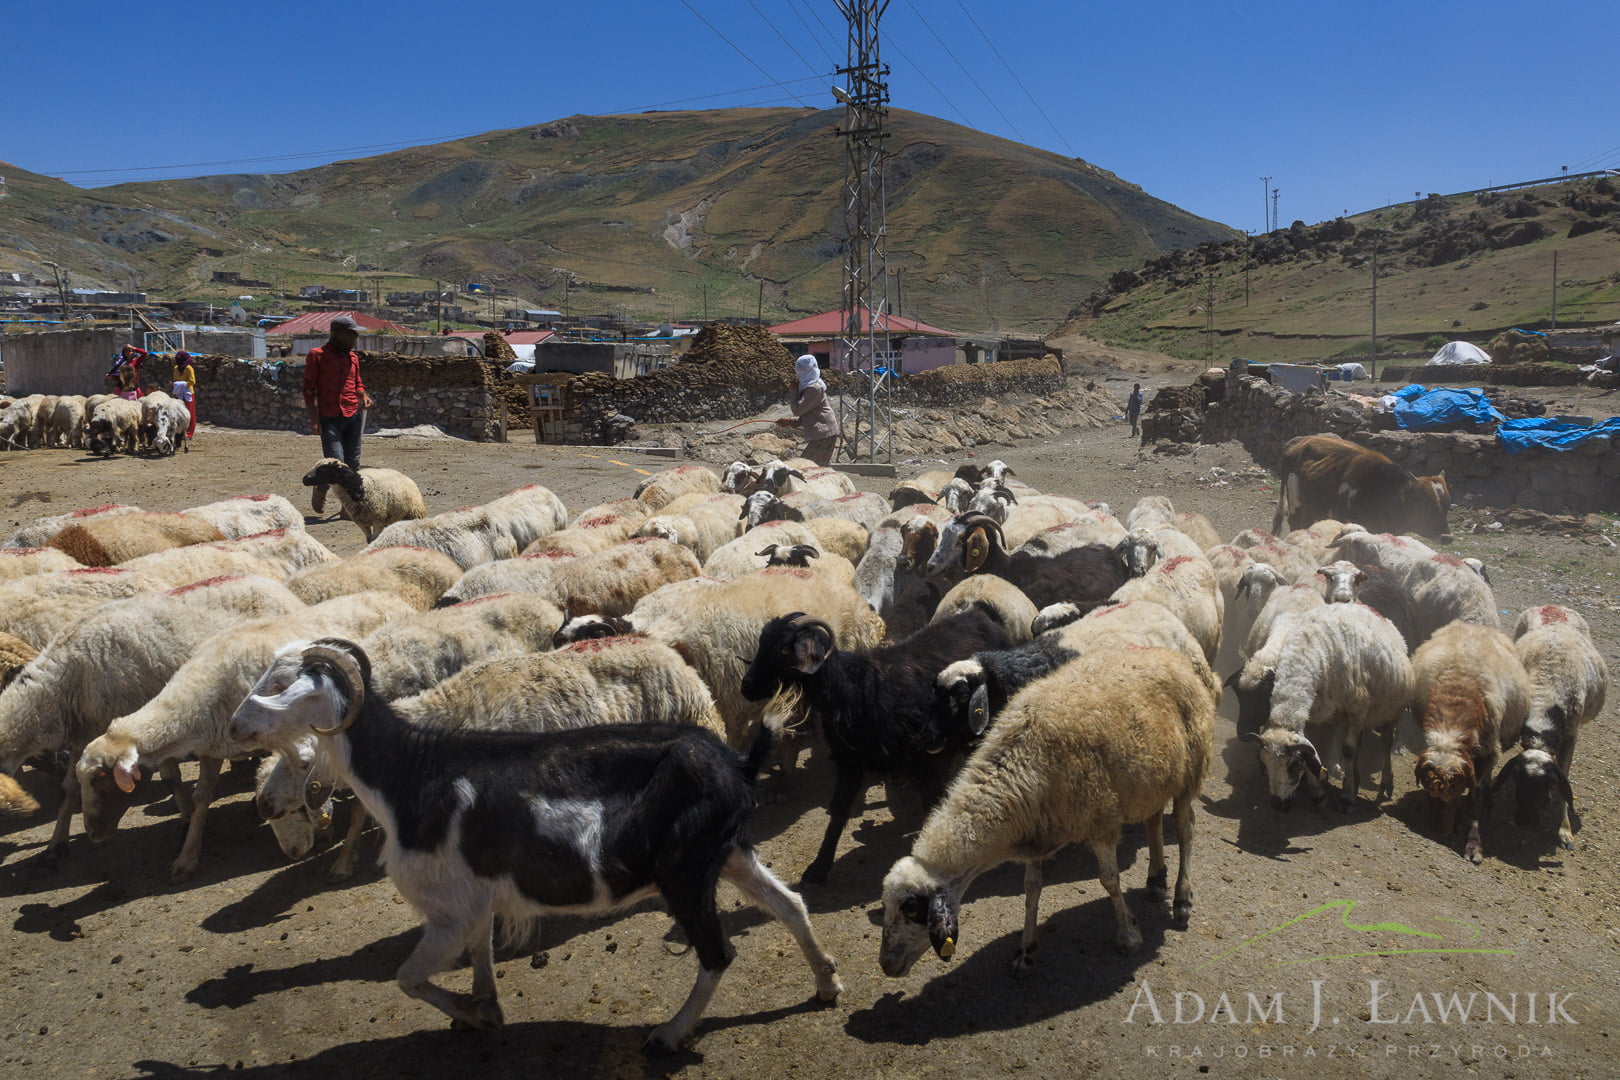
316, 808, 333, 831
964, 528, 988, 573
113, 764, 139, 794
967, 684, 992, 736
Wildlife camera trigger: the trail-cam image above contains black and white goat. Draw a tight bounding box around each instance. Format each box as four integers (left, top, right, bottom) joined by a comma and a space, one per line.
922, 512, 1128, 612
227, 637, 841, 1051
741, 607, 1014, 884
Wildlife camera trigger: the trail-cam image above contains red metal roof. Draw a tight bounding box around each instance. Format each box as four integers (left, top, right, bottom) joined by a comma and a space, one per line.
768, 310, 958, 338
265, 310, 417, 336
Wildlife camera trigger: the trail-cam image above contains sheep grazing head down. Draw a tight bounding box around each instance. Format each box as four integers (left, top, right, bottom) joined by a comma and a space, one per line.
229, 638, 372, 751
1414, 740, 1476, 836
1491, 742, 1573, 830
879, 856, 959, 976
740, 491, 801, 530
1248, 727, 1326, 811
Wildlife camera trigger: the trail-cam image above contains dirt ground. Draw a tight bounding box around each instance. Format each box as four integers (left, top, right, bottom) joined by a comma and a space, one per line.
3, 389, 1618, 1080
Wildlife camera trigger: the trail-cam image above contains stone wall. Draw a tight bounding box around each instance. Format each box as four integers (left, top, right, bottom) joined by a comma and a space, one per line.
0, 327, 263, 395
1195, 374, 1620, 514
192, 354, 499, 442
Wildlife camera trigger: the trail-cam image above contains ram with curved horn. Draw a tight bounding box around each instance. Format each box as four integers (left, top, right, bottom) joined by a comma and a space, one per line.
227, 637, 840, 1050
923, 512, 1129, 613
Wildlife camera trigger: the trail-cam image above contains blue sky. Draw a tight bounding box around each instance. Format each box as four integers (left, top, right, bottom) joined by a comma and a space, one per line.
6, 0, 1617, 232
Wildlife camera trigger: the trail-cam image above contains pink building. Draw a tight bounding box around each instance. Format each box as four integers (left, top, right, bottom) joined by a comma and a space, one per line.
768, 310, 962, 373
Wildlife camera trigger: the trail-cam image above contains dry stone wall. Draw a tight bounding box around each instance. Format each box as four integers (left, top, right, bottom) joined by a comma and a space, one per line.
1195, 374, 1619, 514
192, 354, 499, 442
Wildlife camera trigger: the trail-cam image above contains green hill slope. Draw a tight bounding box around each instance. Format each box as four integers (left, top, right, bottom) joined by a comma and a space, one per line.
1061, 180, 1620, 364
0, 109, 1236, 334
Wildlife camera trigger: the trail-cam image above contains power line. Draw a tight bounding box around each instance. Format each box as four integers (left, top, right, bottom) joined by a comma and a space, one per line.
744, 0, 823, 80
951, 0, 1077, 157
785, 0, 841, 70
1569, 142, 1620, 171
676, 0, 813, 108
898, 0, 1028, 144
886, 37, 974, 127
791, 0, 845, 58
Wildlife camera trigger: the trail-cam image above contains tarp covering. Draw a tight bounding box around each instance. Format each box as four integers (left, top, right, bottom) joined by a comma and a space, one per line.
1267, 363, 1326, 394
1427, 340, 1491, 365
1390, 383, 1504, 430
1497, 416, 1620, 453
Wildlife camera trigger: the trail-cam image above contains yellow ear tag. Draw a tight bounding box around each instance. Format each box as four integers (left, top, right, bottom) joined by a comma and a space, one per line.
969, 545, 982, 560
317, 810, 333, 830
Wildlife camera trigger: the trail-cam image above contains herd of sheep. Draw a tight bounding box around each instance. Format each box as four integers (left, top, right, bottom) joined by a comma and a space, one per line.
0, 390, 191, 456
0, 455, 1605, 1051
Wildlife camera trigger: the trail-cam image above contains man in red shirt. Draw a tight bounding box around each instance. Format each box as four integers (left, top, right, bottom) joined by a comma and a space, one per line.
302, 315, 374, 512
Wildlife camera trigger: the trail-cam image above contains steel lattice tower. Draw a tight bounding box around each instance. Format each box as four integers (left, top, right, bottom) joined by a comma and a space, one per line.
835, 0, 893, 463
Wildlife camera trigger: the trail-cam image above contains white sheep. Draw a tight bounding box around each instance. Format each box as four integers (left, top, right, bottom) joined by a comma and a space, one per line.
1250, 602, 1413, 814
539, 537, 702, 619
1108, 553, 1224, 665
75, 590, 414, 880
633, 464, 723, 510
0, 395, 45, 450
0, 573, 305, 861
480, 483, 569, 551
182, 494, 305, 539
0, 566, 169, 649
1123, 495, 1177, 531
931, 574, 1039, 644
880, 645, 1213, 974
288, 545, 463, 610
30, 395, 59, 449
438, 550, 578, 605
701, 521, 823, 580
1231, 582, 1326, 734
634, 493, 745, 562
0, 547, 81, 580
364, 506, 515, 569
3, 504, 145, 549
1015, 510, 1128, 556
1412, 622, 1530, 862
138, 392, 191, 455
1501, 606, 1608, 848
45, 395, 87, 450
523, 501, 648, 557
301, 459, 428, 541
86, 397, 142, 455
194, 527, 338, 574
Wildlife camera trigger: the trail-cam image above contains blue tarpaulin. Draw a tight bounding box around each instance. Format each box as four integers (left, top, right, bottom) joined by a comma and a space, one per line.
1497, 416, 1620, 453
1390, 384, 1504, 431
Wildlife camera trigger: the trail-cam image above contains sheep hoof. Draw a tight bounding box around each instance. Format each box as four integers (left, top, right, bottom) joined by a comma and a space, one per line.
643, 1024, 690, 1055
1115, 926, 1143, 955
169, 861, 197, 884
1465, 845, 1484, 865
800, 864, 830, 887
816, 968, 845, 1002
1173, 900, 1193, 929
1558, 831, 1575, 851
1009, 948, 1037, 976
1145, 870, 1168, 903
1336, 797, 1357, 815
326, 862, 356, 883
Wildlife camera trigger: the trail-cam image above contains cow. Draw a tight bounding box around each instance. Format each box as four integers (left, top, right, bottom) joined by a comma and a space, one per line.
1272, 435, 1451, 541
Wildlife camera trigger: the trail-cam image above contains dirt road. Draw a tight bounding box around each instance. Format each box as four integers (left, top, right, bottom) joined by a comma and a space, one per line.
2, 412, 1616, 1079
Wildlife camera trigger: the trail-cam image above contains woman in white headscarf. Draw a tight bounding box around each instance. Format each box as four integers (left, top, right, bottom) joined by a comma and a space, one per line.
780, 354, 839, 465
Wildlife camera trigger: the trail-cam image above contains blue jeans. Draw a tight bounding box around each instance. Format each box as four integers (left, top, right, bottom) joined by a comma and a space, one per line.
319, 412, 364, 468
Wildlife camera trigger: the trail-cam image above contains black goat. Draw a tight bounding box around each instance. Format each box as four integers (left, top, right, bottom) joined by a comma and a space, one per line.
228, 637, 841, 1051
922, 512, 1127, 612
935, 634, 1081, 737
740, 607, 1015, 884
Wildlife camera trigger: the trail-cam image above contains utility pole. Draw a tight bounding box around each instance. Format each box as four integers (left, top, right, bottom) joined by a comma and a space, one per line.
702, 283, 708, 322
1243, 231, 1251, 306
1260, 177, 1272, 234
835, 0, 894, 463
757, 279, 764, 322
1370, 241, 1379, 377
1551, 250, 1559, 330
434, 280, 442, 333
1203, 274, 1216, 364
45, 261, 68, 320
1272, 188, 1281, 233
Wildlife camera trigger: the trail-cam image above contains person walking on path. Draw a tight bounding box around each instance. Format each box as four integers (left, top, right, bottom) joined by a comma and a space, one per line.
1127, 383, 1144, 438
171, 351, 198, 441
302, 315, 373, 513
777, 353, 839, 466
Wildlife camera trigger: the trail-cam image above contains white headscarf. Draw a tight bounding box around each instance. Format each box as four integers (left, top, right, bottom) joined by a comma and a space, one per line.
795, 354, 825, 392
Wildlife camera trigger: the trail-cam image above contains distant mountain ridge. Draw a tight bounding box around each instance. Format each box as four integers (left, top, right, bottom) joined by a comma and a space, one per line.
0, 108, 1238, 334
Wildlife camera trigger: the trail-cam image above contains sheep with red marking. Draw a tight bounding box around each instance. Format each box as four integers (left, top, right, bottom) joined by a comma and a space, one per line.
0, 547, 80, 580
932, 574, 1039, 644
75, 591, 412, 880
537, 537, 701, 619
633, 464, 722, 510
634, 493, 745, 562
924, 513, 1128, 614
228, 636, 841, 1049
1494, 605, 1608, 849
0, 573, 304, 863
1249, 602, 1413, 814
4, 504, 144, 549
288, 546, 463, 610
46, 512, 225, 566
183, 494, 306, 539
0, 566, 169, 649
1109, 553, 1224, 664
522, 501, 648, 557
1412, 622, 1530, 863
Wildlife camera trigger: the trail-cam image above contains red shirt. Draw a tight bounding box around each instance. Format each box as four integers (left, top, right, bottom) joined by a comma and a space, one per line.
302, 345, 368, 418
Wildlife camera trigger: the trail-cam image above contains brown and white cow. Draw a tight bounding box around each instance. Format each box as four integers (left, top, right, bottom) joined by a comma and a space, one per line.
1272, 435, 1450, 541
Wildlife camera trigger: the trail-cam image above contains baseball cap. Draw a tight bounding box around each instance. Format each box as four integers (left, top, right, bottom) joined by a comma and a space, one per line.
329, 315, 361, 333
